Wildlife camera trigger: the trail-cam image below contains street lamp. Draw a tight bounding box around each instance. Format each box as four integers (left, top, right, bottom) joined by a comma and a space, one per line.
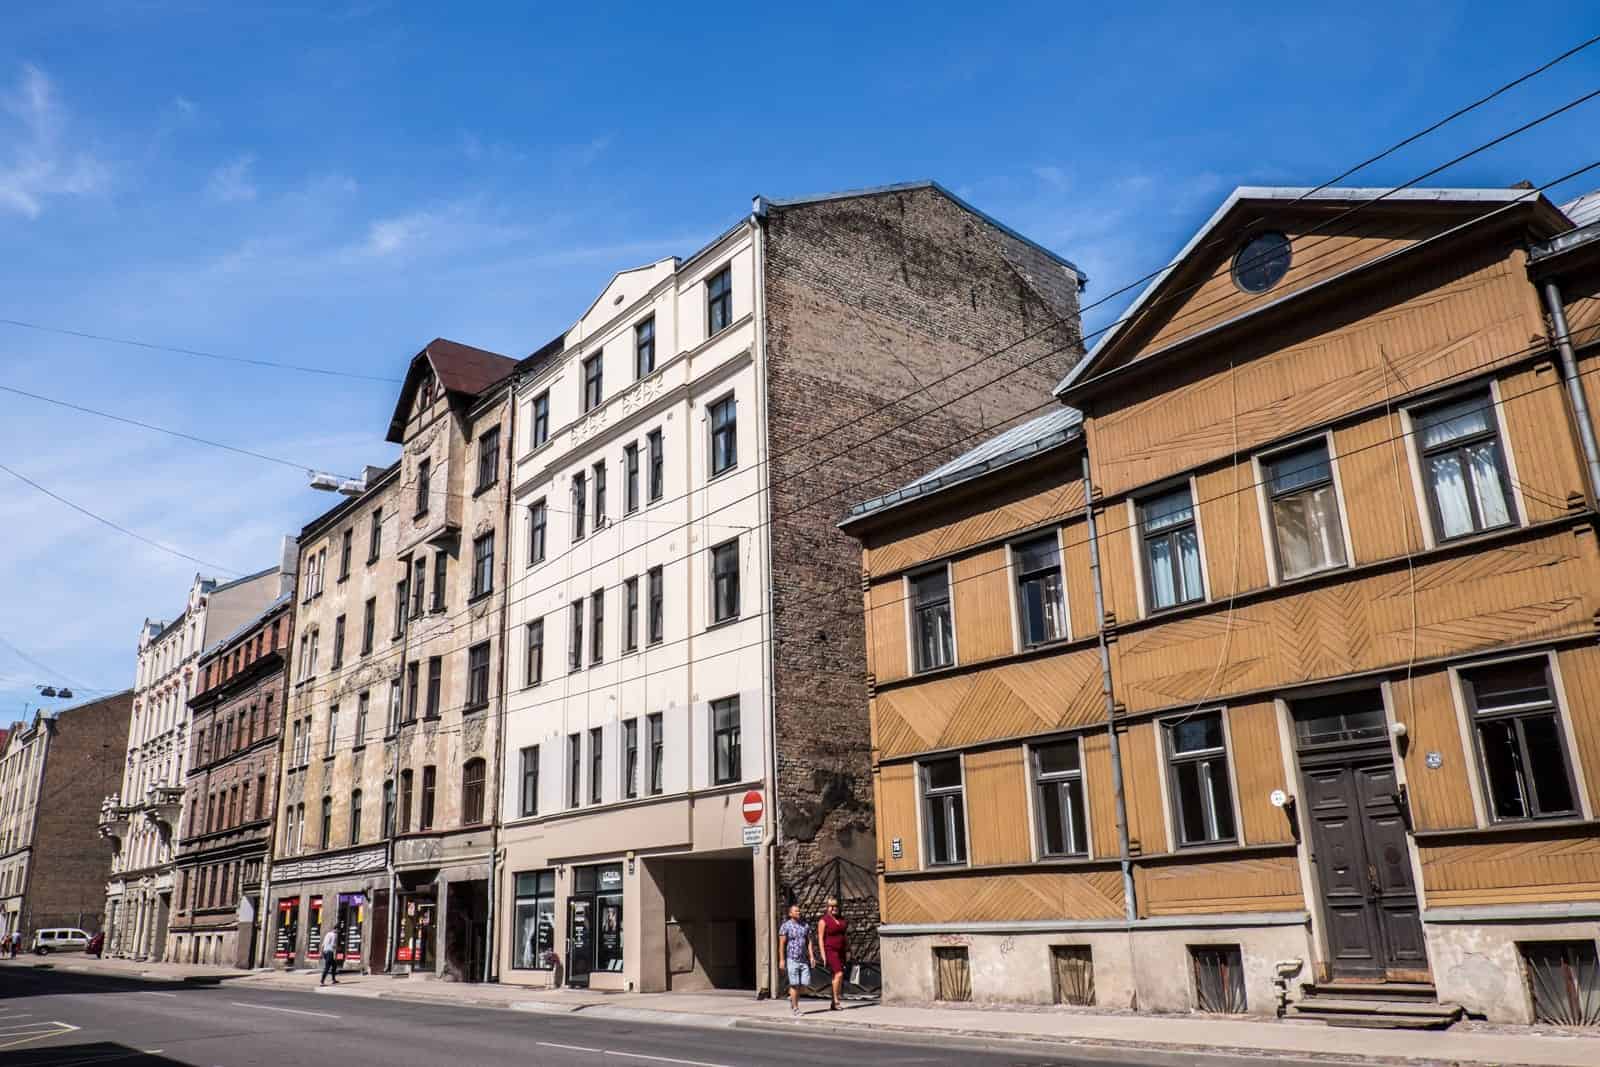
34, 684, 73, 700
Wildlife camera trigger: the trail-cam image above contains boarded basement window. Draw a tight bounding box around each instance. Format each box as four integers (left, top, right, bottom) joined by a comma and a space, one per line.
1191, 945, 1247, 1014
1051, 945, 1095, 1006
1521, 940, 1600, 1027
934, 946, 971, 1002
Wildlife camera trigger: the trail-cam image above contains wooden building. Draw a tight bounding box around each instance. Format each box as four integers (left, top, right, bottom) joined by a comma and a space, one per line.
841, 186, 1600, 1026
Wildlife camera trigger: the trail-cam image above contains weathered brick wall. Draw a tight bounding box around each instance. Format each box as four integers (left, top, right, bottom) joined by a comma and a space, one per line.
28, 692, 130, 932
761, 186, 1083, 892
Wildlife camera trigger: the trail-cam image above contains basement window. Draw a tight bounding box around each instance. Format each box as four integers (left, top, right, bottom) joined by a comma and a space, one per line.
933, 946, 971, 1002
1190, 944, 1247, 1014
1521, 940, 1600, 1027
1051, 945, 1095, 1006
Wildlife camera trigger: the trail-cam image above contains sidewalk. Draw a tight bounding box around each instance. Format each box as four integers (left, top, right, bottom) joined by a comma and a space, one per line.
9, 955, 1599, 1066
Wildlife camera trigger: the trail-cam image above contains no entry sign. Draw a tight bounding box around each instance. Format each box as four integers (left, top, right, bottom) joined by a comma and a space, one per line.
742, 790, 764, 824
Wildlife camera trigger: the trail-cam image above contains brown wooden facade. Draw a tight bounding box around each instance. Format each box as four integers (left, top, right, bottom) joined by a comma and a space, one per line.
844, 189, 1600, 1022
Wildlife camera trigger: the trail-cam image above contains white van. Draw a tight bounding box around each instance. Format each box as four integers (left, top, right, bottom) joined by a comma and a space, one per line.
31, 928, 91, 954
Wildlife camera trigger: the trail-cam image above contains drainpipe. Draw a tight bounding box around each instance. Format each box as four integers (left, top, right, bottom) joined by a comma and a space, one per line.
483, 383, 517, 984
751, 206, 780, 1000
1081, 452, 1136, 924
1540, 280, 1600, 505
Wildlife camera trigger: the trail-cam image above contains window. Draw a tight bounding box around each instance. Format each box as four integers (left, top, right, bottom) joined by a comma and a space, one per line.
520, 746, 540, 817
513, 871, 557, 970
283, 804, 297, 853
382, 779, 396, 837
350, 691, 368, 749
1014, 534, 1066, 646
398, 770, 413, 834
339, 528, 352, 580
387, 680, 401, 735
426, 656, 442, 718
393, 579, 407, 638
478, 426, 500, 491
568, 733, 581, 808
467, 642, 491, 709
593, 460, 607, 527
1165, 712, 1237, 846
572, 471, 587, 540
624, 577, 639, 652
706, 266, 732, 335
317, 796, 332, 848
462, 759, 486, 825
1461, 658, 1577, 822
528, 500, 547, 565
411, 557, 426, 618
331, 615, 346, 668
912, 568, 954, 671
1140, 485, 1204, 611
623, 720, 639, 799
647, 566, 665, 644
531, 390, 550, 449
1231, 231, 1291, 294
712, 539, 740, 623
635, 316, 655, 379
361, 598, 376, 655
648, 712, 664, 795
713, 697, 741, 784
420, 766, 436, 830
703, 394, 737, 477
1414, 393, 1515, 542
525, 619, 544, 687
922, 758, 967, 866
589, 727, 604, 804
583, 353, 603, 412
326, 704, 339, 758
405, 662, 420, 723
934, 946, 971, 1002
647, 429, 665, 502
431, 552, 447, 612
472, 533, 495, 598
624, 445, 640, 513
415, 458, 431, 517
1263, 440, 1347, 579
590, 589, 605, 663
348, 790, 362, 844
290, 719, 303, 768
368, 507, 383, 563
569, 599, 584, 672
1034, 740, 1087, 857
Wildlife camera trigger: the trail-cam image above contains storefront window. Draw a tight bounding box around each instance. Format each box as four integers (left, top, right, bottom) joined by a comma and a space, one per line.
336, 892, 366, 962
396, 892, 435, 968
307, 895, 325, 955
513, 871, 556, 970
573, 863, 625, 974
274, 896, 299, 961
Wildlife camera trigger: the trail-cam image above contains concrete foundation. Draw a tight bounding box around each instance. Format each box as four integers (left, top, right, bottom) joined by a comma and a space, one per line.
1423, 911, 1600, 1024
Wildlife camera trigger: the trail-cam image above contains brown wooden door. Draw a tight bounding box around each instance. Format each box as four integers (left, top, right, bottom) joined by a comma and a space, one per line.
1302, 751, 1427, 979
370, 890, 389, 973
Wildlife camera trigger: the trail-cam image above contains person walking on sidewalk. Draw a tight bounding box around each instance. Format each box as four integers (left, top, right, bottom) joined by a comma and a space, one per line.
817, 897, 849, 1011
777, 903, 815, 1017
319, 926, 340, 985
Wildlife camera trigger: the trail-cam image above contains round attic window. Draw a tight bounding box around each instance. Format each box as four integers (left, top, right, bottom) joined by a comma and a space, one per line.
1231, 231, 1292, 294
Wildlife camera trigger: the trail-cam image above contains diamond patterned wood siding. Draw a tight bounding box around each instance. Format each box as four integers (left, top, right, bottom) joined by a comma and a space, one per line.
1226, 700, 1295, 846
1090, 245, 1547, 499
873, 648, 1103, 760
1135, 854, 1302, 916
877, 762, 920, 873
963, 747, 1032, 867
1552, 644, 1600, 817
883, 869, 1125, 924
1389, 668, 1477, 831
1420, 836, 1600, 907
1112, 529, 1597, 717
865, 474, 1085, 579
1499, 359, 1589, 523
1333, 412, 1428, 565
952, 548, 1015, 663
866, 577, 909, 685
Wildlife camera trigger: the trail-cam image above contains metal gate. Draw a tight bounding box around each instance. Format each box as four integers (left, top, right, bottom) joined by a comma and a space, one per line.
781, 857, 880, 997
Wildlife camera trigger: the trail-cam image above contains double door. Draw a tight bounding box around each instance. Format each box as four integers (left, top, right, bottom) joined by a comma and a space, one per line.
1301, 744, 1428, 980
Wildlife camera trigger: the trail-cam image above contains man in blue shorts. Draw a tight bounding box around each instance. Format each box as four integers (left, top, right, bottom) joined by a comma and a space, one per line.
777, 903, 815, 1016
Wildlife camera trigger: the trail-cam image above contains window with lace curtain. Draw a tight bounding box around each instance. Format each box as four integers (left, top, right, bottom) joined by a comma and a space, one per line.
1261, 439, 1347, 579
1413, 393, 1515, 542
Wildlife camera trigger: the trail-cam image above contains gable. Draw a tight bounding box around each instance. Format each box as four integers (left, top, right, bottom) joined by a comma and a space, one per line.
575, 260, 675, 341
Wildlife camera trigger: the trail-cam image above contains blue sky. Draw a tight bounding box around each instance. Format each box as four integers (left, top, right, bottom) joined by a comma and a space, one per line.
1, 2, 1597, 717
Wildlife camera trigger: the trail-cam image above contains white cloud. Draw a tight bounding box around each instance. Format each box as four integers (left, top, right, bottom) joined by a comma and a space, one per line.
207, 153, 258, 202
0, 64, 109, 219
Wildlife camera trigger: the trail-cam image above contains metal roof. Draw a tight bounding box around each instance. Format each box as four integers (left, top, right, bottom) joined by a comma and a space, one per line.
844, 406, 1082, 524
1562, 189, 1600, 228
1056, 185, 1557, 397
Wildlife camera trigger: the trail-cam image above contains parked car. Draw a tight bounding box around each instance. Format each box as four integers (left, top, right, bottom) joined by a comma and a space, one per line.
32, 928, 92, 955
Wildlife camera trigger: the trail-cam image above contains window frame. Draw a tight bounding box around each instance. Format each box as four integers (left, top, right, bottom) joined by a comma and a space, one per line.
525, 618, 544, 688
909, 565, 956, 673
624, 576, 639, 653
712, 697, 741, 785
1459, 655, 1582, 824
647, 429, 665, 502
569, 599, 584, 672
624, 443, 640, 513
571, 470, 587, 541
590, 588, 605, 664
920, 757, 968, 868
528, 499, 547, 565
1012, 532, 1068, 648
589, 726, 604, 805
647, 566, 665, 645
1409, 389, 1519, 544
635, 316, 655, 379
519, 745, 539, 818
472, 532, 495, 599
462, 758, 486, 826
425, 655, 442, 718
623, 719, 639, 799
419, 766, 436, 830
431, 551, 447, 612
1256, 433, 1351, 583
415, 457, 432, 518
711, 538, 740, 625
706, 265, 733, 336
647, 712, 664, 795
466, 641, 491, 710
531, 391, 550, 449
593, 460, 607, 527
348, 789, 363, 845
582, 353, 603, 412
709, 393, 737, 478
1161, 710, 1240, 849
367, 507, 383, 565
1136, 482, 1207, 614
477, 425, 501, 492
567, 733, 582, 809
1031, 738, 1088, 858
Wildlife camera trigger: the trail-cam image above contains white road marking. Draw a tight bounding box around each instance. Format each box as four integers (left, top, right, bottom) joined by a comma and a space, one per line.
604, 1051, 734, 1067
141, 990, 180, 997
0, 1021, 78, 1051
0, 1020, 60, 1033
538, 1041, 603, 1053
229, 1000, 340, 1019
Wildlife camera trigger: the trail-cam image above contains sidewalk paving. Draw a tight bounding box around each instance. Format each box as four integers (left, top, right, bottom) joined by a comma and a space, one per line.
7, 955, 1598, 1066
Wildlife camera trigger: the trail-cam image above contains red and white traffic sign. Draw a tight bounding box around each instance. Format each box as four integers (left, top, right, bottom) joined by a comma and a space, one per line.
742, 790, 764, 824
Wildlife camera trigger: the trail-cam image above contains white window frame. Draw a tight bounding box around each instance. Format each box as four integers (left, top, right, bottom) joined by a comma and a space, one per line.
1252, 430, 1356, 585
1027, 735, 1092, 860
1155, 707, 1244, 851
917, 754, 970, 869
905, 563, 957, 673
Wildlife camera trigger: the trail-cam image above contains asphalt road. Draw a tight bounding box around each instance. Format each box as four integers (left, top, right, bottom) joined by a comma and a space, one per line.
0, 967, 1150, 1067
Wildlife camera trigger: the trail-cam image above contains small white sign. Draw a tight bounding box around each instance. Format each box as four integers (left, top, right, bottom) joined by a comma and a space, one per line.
1425, 751, 1444, 770
891, 837, 903, 860
742, 825, 763, 847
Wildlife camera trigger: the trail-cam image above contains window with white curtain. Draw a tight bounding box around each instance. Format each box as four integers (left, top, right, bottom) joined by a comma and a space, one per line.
1139, 486, 1204, 611
1262, 440, 1346, 579
1414, 393, 1515, 541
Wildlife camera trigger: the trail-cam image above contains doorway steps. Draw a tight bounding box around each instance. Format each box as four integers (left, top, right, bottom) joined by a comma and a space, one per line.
1291, 982, 1464, 1030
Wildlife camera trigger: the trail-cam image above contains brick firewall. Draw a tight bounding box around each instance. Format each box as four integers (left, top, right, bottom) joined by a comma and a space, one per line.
760, 186, 1082, 891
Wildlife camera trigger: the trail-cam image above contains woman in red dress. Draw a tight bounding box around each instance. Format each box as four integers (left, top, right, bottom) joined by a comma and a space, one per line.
817, 897, 849, 1010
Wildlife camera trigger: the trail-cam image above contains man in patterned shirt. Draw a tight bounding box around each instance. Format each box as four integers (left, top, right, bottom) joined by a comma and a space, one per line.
777, 903, 815, 1015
